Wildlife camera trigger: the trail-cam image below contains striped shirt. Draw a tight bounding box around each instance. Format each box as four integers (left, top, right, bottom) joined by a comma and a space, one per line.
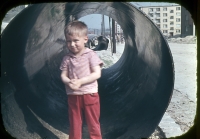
60, 48, 103, 95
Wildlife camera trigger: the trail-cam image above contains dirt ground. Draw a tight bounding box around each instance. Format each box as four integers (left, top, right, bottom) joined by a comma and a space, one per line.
166, 89, 196, 132
163, 42, 197, 134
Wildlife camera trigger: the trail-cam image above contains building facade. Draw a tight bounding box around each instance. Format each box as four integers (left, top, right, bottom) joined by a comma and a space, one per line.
181, 6, 195, 37
139, 5, 194, 37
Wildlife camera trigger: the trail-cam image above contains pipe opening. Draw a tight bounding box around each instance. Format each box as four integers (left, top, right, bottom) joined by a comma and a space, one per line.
79, 14, 125, 69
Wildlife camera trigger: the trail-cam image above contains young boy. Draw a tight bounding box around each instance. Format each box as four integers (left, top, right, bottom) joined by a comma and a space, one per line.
60, 21, 103, 139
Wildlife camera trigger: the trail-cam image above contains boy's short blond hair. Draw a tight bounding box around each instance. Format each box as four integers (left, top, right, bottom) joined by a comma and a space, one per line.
64, 21, 88, 37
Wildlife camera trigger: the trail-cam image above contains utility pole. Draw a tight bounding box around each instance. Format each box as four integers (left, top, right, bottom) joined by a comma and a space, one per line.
109, 17, 113, 55
101, 14, 105, 37
112, 19, 116, 53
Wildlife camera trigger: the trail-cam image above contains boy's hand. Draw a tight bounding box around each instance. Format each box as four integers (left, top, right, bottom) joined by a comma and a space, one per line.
67, 79, 82, 90
61, 71, 81, 90
70, 79, 82, 88
68, 82, 79, 90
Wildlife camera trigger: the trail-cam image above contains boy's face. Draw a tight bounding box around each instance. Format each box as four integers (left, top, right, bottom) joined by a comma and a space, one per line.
65, 34, 88, 56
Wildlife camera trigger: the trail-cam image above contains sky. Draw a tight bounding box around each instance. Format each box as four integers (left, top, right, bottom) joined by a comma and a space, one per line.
79, 2, 179, 29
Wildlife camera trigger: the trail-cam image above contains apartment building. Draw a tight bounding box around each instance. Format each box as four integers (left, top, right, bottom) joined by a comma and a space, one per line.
139, 5, 194, 37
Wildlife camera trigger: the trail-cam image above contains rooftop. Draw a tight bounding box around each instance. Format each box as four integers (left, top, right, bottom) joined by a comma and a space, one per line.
139, 4, 180, 8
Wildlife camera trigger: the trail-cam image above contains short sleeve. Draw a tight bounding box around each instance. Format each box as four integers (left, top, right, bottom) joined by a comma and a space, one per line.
60, 56, 68, 71
89, 51, 103, 68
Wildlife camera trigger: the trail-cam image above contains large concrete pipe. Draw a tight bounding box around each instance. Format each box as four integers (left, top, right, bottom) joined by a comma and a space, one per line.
1, 2, 174, 139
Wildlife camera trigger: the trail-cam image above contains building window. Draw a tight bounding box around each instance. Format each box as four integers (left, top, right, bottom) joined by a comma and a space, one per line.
163, 30, 168, 33
176, 7, 181, 10
149, 8, 153, 12
176, 24, 181, 27
155, 19, 160, 23
157, 24, 160, 28
170, 16, 174, 19
170, 21, 174, 25
170, 10, 174, 13
163, 24, 167, 28
176, 29, 180, 33
163, 7, 167, 11
176, 18, 181, 22
149, 13, 153, 17
176, 12, 181, 16
163, 19, 167, 22
163, 13, 167, 17
170, 27, 174, 30
155, 13, 160, 17
156, 8, 160, 11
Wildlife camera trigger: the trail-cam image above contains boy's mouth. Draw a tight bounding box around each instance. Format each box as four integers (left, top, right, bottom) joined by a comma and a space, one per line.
70, 46, 76, 49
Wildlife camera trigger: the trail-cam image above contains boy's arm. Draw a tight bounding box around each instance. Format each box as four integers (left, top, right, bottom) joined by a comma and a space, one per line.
61, 70, 71, 84
71, 65, 101, 87
81, 65, 101, 84
61, 70, 81, 90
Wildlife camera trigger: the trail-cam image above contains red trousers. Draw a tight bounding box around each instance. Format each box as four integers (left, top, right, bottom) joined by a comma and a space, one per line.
67, 93, 102, 139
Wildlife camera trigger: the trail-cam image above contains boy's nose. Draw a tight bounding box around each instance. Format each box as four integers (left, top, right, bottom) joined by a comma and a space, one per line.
70, 41, 75, 47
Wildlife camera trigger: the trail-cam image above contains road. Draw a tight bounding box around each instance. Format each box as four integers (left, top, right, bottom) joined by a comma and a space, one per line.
169, 43, 197, 103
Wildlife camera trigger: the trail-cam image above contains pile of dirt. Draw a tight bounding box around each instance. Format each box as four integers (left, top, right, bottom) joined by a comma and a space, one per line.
96, 47, 122, 69
148, 126, 166, 139
166, 89, 196, 133
167, 35, 197, 44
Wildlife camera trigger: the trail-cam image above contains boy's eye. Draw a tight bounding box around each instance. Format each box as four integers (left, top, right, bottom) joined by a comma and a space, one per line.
66, 40, 79, 43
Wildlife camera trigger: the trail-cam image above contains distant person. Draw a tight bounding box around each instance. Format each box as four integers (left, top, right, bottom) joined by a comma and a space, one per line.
60, 21, 103, 139
121, 35, 124, 44
117, 34, 120, 44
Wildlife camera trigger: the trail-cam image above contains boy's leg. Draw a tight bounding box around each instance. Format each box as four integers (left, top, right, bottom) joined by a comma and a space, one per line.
68, 95, 83, 139
83, 93, 102, 139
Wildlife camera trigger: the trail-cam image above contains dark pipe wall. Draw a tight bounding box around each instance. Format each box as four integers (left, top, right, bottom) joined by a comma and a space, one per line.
1, 2, 174, 139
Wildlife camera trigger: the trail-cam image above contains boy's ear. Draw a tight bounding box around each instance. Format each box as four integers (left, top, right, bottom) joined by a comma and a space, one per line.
84, 36, 88, 42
